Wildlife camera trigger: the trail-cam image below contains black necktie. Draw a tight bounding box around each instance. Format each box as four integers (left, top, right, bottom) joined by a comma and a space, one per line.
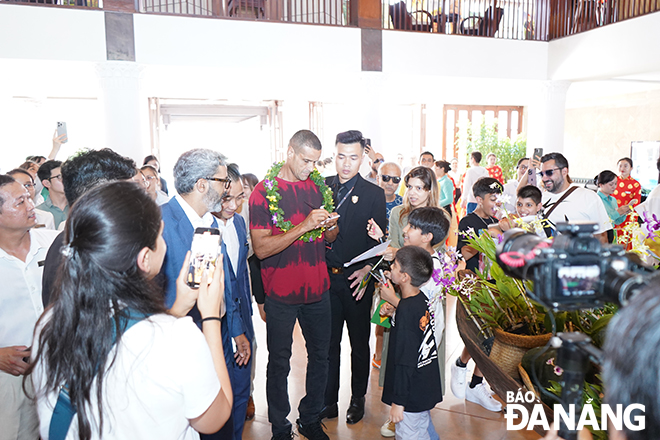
337, 184, 348, 205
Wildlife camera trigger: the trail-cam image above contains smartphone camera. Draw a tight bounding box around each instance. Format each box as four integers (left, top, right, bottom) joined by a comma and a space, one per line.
187, 228, 222, 288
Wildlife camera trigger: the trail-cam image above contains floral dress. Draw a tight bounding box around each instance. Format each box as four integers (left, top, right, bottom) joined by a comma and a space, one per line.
487, 165, 504, 184
612, 175, 641, 247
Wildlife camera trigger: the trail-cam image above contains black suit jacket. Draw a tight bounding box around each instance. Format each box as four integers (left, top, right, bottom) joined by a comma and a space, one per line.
325, 174, 387, 274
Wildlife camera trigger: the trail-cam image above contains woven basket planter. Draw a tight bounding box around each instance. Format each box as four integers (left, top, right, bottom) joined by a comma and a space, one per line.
489, 328, 552, 380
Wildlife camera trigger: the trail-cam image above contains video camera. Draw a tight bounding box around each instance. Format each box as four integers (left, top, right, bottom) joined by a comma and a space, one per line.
495, 222, 652, 311
496, 222, 657, 440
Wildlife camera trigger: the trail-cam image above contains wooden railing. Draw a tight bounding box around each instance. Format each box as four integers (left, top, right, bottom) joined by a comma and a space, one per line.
383, 0, 659, 40
4, 0, 659, 38
138, 0, 349, 24
385, 0, 547, 40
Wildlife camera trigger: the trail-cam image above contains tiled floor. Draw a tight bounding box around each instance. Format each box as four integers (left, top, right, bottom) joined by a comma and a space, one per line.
242, 295, 541, 440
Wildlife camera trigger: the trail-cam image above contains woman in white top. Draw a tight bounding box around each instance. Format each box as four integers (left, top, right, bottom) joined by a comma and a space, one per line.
27, 181, 232, 440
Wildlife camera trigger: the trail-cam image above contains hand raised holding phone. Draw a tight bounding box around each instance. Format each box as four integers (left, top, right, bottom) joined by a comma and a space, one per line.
197, 254, 225, 321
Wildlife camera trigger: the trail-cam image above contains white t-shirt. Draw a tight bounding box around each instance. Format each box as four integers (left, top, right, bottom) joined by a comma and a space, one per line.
33, 314, 221, 440
541, 185, 612, 234
462, 166, 489, 204
635, 185, 660, 217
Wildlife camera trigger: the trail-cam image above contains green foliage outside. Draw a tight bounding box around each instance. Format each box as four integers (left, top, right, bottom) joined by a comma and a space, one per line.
460, 120, 527, 181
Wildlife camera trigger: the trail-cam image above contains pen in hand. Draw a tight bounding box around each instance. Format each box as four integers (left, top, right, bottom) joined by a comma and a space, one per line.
379, 269, 388, 288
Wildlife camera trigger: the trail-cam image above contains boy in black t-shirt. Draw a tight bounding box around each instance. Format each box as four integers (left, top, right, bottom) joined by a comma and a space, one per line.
452, 176, 504, 412
457, 176, 502, 273
381, 246, 441, 439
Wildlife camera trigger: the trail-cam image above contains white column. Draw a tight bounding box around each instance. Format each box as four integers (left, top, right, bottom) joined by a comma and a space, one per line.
96, 61, 149, 164
526, 80, 571, 156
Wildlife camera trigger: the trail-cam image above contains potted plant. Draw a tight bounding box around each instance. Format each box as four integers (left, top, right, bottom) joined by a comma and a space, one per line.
443, 228, 552, 378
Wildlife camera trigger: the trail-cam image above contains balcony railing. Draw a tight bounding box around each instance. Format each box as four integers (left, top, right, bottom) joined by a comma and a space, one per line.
384, 0, 548, 40
139, 0, 350, 24
4, 0, 659, 39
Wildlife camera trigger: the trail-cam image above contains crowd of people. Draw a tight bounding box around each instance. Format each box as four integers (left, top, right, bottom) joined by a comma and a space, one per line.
1, 129, 659, 440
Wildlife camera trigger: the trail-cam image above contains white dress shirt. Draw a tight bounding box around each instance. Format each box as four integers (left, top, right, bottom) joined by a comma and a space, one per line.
175, 195, 215, 229
217, 216, 239, 276
0, 228, 59, 347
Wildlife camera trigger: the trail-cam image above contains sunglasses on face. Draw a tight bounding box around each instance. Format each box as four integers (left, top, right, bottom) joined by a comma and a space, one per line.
381, 175, 401, 184
539, 167, 564, 178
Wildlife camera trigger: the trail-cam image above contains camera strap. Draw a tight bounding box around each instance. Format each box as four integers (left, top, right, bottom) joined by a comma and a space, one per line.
543, 186, 578, 219
48, 309, 151, 440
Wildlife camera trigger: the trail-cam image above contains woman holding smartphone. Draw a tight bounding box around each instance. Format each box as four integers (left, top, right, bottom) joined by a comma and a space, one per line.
27, 181, 232, 440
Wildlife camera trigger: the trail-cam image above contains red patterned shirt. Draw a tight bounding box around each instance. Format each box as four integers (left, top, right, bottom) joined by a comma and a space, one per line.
250, 177, 329, 305
613, 176, 642, 244
613, 176, 641, 208
487, 165, 504, 184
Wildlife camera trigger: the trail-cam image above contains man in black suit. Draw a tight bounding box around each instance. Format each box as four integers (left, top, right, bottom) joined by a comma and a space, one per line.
320, 130, 387, 425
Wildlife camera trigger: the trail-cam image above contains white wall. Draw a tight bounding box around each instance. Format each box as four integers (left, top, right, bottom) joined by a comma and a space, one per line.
548, 11, 660, 81
1, 3, 658, 177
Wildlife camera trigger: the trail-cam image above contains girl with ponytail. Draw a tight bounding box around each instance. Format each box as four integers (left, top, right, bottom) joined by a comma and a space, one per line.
27, 180, 232, 440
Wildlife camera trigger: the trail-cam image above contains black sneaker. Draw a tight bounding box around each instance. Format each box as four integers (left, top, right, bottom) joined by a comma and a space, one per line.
296, 418, 329, 440
271, 432, 294, 440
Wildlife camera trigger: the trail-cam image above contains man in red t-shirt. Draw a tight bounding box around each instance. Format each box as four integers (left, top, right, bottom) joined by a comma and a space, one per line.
250, 130, 338, 440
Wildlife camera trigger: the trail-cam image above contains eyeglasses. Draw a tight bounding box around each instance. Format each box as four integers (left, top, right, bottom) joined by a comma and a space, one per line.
381, 175, 401, 184
373, 158, 384, 165
538, 167, 564, 178
518, 165, 529, 172
206, 176, 232, 190
132, 176, 150, 188
23, 183, 35, 190
48, 174, 63, 181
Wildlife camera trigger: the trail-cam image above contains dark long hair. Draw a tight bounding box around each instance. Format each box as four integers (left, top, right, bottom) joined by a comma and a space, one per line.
27, 181, 167, 440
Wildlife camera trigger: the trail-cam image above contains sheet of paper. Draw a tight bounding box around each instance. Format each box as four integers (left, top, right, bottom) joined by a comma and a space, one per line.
343, 240, 391, 267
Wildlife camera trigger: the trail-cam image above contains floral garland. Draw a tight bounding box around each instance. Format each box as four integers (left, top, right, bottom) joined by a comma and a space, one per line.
263, 161, 334, 242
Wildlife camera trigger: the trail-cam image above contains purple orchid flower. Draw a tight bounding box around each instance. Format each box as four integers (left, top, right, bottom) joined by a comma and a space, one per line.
271, 214, 277, 225
264, 179, 273, 190
641, 211, 660, 239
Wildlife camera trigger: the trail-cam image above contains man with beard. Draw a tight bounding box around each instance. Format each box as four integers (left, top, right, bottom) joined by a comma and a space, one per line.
539, 152, 611, 243
160, 148, 242, 440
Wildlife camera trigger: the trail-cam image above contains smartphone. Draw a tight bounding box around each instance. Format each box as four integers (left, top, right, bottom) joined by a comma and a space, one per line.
187, 227, 222, 288
56, 122, 68, 143
528, 168, 537, 187
528, 147, 543, 187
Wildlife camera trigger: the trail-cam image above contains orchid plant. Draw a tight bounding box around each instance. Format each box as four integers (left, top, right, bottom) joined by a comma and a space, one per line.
617, 211, 660, 264
442, 228, 550, 337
